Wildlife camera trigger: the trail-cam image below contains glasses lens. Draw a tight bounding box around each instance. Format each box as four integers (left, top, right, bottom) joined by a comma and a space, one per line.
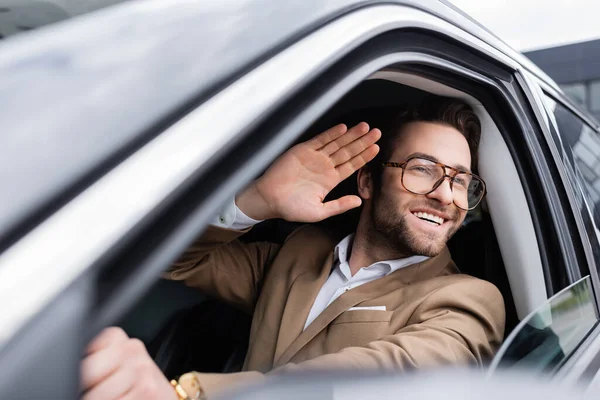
401, 158, 485, 210
402, 158, 443, 194
452, 173, 485, 210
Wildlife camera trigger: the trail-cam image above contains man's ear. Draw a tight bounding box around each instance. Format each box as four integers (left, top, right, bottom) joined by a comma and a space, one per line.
357, 167, 374, 200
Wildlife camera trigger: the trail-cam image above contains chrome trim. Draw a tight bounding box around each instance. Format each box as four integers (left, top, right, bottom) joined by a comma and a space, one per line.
0, 4, 520, 347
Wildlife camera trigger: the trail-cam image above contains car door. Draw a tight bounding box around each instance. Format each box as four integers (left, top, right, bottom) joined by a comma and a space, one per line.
489, 74, 600, 382
0, 1, 588, 398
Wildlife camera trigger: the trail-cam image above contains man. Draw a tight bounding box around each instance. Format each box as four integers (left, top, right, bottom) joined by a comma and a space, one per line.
80, 97, 505, 400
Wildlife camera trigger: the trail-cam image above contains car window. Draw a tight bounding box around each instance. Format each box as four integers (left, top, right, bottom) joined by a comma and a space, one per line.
544, 95, 600, 275
490, 276, 598, 373
560, 83, 587, 109
543, 97, 600, 221
0, 0, 131, 40
542, 95, 600, 275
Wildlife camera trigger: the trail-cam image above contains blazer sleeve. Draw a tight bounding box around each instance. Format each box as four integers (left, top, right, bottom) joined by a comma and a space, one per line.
191, 279, 505, 396
163, 225, 280, 314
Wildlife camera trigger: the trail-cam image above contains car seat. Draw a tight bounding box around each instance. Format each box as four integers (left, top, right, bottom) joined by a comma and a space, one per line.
148, 300, 252, 377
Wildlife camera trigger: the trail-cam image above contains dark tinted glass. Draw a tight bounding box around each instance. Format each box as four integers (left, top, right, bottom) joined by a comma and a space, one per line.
545, 98, 600, 224
544, 95, 600, 279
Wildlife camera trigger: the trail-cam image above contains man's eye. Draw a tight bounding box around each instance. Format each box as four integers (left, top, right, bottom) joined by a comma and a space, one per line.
409, 166, 433, 175
454, 176, 470, 188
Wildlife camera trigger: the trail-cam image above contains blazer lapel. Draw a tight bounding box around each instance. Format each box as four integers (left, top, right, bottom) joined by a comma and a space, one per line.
273, 252, 334, 362
273, 282, 378, 366
274, 246, 454, 367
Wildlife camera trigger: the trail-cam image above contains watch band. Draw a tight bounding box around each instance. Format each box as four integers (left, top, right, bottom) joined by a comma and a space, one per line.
171, 380, 190, 400
170, 373, 207, 400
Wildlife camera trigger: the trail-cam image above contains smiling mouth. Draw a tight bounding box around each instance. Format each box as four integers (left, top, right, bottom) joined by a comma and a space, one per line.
412, 211, 445, 226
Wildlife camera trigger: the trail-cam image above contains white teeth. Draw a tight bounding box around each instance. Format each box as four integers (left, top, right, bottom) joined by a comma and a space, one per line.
413, 212, 444, 225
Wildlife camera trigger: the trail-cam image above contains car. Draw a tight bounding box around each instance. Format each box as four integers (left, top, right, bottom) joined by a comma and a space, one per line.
1, 0, 600, 398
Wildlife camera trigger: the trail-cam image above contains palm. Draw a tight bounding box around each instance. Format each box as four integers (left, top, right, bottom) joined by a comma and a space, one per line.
255, 123, 381, 222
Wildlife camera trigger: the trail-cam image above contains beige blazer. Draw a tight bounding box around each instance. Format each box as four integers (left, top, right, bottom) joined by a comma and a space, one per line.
164, 225, 505, 395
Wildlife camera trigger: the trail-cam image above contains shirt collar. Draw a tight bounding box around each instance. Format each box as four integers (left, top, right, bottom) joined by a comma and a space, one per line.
334, 233, 429, 275
333, 233, 354, 264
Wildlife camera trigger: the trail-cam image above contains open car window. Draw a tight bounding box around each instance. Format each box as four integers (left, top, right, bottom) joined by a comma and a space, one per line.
489, 276, 599, 373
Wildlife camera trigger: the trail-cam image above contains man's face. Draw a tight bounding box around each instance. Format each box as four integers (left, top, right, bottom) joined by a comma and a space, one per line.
369, 121, 471, 257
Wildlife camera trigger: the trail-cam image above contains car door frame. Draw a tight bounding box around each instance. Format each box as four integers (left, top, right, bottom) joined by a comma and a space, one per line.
529, 83, 600, 384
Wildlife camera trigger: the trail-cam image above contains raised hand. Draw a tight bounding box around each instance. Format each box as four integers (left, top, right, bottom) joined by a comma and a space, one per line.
236, 122, 381, 223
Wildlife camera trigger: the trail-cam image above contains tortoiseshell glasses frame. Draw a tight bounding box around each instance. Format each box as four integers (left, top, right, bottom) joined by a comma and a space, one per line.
381, 156, 487, 211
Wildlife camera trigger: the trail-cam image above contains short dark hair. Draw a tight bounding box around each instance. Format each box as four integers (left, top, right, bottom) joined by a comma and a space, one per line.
365, 96, 482, 188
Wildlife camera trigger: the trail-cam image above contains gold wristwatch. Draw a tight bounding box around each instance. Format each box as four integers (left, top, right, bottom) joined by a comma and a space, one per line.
170, 372, 206, 400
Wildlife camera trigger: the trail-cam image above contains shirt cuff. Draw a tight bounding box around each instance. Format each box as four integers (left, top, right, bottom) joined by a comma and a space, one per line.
212, 196, 263, 230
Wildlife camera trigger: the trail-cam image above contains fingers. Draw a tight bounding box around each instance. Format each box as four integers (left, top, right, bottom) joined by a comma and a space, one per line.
321, 195, 362, 219
86, 327, 129, 355
318, 122, 370, 155
307, 123, 348, 149
336, 144, 380, 181
81, 341, 123, 389
329, 128, 381, 166
80, 328, 130, 391
81, 364, 134, 400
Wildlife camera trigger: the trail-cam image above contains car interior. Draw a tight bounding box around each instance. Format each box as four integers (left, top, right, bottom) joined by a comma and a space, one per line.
117, 68, 550, 378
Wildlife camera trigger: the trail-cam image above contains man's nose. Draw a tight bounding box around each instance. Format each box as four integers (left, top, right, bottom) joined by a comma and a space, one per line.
426, 177, 454, 206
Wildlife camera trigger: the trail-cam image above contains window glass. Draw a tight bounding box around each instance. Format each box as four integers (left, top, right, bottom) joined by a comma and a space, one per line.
543, 93, 600, 284
560, 83, 587, 108
544, 97, 600, 226
590, 81, 600, 112
490, 277, 598, 372
0, 0, 131, 40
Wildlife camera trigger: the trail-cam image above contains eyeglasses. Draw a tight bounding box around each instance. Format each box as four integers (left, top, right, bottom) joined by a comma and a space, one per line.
381, 156, 487, 211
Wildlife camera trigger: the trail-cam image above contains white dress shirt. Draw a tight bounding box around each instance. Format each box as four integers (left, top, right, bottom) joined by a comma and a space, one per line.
213, 197, 429, 331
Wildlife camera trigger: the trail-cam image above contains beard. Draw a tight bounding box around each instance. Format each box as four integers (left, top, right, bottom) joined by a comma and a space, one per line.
369, 189, 463, 257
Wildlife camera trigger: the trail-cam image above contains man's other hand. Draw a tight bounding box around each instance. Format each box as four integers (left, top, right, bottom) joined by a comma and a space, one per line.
81, 327, 177, 400
236, 123, 381, 222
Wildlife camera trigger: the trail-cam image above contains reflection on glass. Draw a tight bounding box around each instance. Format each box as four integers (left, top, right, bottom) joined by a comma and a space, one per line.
590, 81, 600, 112
490, 277, 598, 373
545, 97, 600, 228
561, 83, 587, 108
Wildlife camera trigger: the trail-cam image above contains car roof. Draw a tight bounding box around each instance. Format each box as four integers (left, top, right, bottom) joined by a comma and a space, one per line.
0, 0, 568, 250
